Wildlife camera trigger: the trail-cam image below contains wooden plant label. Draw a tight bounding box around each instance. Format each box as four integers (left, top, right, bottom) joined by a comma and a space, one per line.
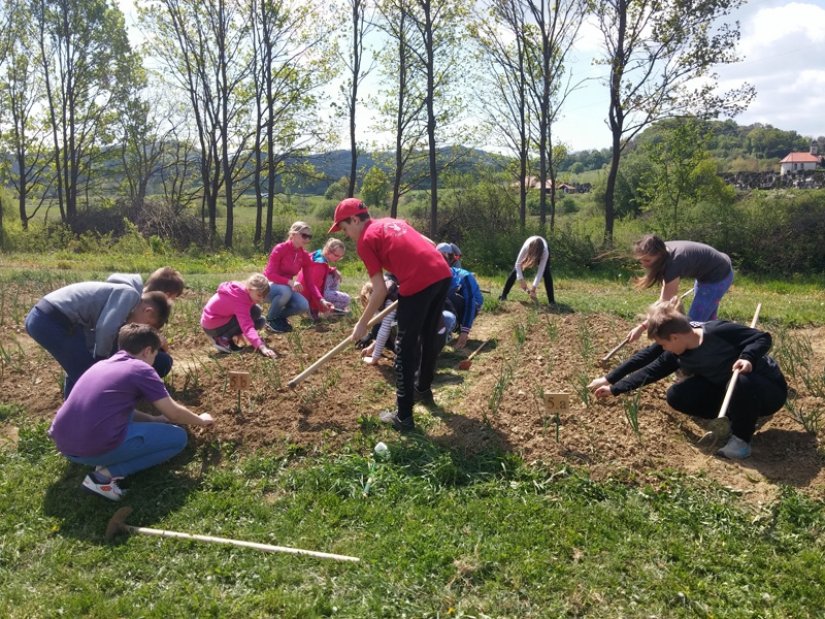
544, 393, 571, 412
229, 371, 251, 390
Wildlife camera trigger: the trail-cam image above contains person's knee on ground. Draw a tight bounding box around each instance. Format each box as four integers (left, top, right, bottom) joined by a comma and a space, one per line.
153, 351, 173, 378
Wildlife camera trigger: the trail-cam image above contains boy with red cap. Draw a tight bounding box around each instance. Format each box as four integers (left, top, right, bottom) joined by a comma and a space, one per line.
329, 197, 451, 431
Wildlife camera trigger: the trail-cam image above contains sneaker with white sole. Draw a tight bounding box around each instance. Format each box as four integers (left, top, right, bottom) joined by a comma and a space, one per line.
212, 336, 236, 353
82, 472, 125, 501
717, 435, 752, 459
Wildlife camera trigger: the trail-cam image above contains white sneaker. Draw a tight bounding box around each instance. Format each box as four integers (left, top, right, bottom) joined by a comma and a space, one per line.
717, 435, 752, 459
82, 473, 125, 501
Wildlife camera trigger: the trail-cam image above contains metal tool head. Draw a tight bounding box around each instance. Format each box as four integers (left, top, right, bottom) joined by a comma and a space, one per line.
105, 506, 134, 540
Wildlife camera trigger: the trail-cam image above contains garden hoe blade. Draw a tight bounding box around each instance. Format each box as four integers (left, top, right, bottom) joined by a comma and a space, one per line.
458, 339, 489, 371
698, 416, 732, 448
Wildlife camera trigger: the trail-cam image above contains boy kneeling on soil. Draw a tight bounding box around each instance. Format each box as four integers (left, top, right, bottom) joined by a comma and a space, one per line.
48, 323, 214, 501
592, 297, 788, 459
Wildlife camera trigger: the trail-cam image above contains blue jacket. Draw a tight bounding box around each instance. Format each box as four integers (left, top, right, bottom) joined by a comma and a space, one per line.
449, 267, 483, 331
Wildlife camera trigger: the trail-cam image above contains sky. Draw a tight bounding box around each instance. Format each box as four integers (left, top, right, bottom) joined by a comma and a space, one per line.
554, 0, 825, 151
118, 0, 825, 153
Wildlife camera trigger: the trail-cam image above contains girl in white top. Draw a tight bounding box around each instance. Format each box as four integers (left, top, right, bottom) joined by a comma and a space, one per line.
499, 236, 555, 304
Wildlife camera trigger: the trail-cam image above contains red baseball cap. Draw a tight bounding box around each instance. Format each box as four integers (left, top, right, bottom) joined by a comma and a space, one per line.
328, 197, 369, 233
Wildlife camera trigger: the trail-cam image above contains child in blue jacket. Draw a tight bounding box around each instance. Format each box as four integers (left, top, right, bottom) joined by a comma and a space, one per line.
437, 243, 483, 349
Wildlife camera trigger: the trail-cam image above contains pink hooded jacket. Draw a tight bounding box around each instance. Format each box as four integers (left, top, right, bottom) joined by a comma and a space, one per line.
200, 282, 264, 350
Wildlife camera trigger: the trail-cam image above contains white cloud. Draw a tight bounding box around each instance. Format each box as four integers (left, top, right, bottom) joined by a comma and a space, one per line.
715, 1, 825, 138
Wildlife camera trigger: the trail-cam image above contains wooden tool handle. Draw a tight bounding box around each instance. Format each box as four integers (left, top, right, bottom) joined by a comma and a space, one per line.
600, 336, 629, 363
126, 525, 360, 562
287, 300, 399, 387
715, 303, 762, 420
466, 339, 489, 361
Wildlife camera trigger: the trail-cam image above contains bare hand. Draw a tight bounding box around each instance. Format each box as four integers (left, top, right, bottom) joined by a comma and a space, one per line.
588, 376, 609, 391
455, 332, 469, 350
351, 322, 368, 343
321, 300, 335, 314
593, 386, 614, 399
259, 346, 277, 359
627, 323, 646, 343
158, 334, 170, 352
199, 413, 215, 427
519, 280, 527, 291
293, 282, 303, 293
732, 359, 753, 374
361, 343, 375, 358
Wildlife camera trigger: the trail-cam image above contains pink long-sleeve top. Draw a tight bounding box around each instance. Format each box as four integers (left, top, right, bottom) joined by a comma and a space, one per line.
263, 241, 322, 305
200, 282, 265, 350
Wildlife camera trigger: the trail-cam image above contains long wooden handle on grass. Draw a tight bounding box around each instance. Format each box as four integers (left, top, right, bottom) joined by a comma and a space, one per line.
715, 303, 762, 421
287, 300, 399, 387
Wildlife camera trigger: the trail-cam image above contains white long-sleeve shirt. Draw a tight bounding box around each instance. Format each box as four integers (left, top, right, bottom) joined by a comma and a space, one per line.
514, 236, 549, 289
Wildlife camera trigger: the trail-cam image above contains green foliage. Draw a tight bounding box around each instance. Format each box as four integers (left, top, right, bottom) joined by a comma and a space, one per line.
359, 166, 390, 207
324, 176, 349, 202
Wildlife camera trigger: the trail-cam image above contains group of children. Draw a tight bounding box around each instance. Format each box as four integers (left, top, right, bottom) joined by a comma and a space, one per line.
27, 197, 787, 501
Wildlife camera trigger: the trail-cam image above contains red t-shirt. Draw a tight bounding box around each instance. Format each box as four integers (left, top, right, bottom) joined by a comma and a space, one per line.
357, 218, 451, 296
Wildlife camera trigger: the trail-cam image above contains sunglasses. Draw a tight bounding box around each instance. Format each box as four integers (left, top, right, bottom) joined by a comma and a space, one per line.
300, 232, 312, 240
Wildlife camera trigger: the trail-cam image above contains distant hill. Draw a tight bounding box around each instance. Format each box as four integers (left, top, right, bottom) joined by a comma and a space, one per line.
286, 147, 508, 194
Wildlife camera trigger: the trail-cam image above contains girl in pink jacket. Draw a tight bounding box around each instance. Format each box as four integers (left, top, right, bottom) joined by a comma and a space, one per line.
200, 274, 276, 358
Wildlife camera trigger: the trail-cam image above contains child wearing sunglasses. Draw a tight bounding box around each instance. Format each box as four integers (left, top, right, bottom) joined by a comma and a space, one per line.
297, 238, 351, 318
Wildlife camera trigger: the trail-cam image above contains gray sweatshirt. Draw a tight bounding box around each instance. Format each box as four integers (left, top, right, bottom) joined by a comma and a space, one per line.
42, 282, 141, 358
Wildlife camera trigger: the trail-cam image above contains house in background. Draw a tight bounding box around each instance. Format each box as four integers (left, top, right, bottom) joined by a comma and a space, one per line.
522, 176, 578, 193
779, 141, 824, 176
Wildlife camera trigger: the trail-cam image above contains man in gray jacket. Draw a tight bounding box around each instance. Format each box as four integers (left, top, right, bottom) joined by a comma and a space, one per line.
25, 282, 170, 396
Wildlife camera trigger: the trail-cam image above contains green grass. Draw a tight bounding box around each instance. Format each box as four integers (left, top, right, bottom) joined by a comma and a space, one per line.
1, 431, 823, 617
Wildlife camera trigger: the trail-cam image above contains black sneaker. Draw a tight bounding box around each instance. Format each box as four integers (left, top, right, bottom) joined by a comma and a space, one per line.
379, 410, 415, 432
414, 387, 435, 406
265, 318, 293, 333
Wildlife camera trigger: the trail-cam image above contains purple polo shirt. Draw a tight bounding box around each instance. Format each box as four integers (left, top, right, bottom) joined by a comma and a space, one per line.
48, 351, 170, 457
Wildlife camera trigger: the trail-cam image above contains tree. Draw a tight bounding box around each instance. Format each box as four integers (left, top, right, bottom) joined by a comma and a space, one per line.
0, 0, 52, 229
36, 0, 140, 227
360, 165, 390, 206
325, 176, 350, 202
341, 0, 375, 198
590, 0, 755, 246
374, 0, 429, 217
143, 0, 256, 247
522, 0, 585, 231
249, 0, 333, 248
472, 0, 532, 228
407, 0, 469, 237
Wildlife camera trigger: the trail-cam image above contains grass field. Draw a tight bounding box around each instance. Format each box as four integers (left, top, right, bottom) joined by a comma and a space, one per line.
1, 253, 823, 617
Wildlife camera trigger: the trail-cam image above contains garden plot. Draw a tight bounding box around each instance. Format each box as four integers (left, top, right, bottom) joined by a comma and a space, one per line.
1, 290, 823, 504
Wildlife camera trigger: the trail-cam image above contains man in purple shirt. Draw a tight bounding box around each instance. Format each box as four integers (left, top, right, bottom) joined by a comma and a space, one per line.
49, 323, 214, 500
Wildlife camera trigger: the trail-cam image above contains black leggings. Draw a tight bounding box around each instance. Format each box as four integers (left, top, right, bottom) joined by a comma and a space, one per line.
501, 261, 555, 304
203, 305, 266, 339
394, 277, 451, 420
666, 369, 787, 441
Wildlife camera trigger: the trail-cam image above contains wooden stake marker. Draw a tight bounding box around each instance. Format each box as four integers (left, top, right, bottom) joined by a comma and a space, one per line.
544, 393, 571, 412
229, 371, 250, 413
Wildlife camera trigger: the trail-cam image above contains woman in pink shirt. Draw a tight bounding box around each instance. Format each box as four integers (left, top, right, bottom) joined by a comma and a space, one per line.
263, 221, 333, 333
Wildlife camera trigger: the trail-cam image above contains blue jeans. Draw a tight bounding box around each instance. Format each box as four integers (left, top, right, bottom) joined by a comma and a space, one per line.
65, 421, 188, 478
25, 305, 172, 397
266, 283, 309, 323
25, 306, 95, 397
689, 269, 734, 322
